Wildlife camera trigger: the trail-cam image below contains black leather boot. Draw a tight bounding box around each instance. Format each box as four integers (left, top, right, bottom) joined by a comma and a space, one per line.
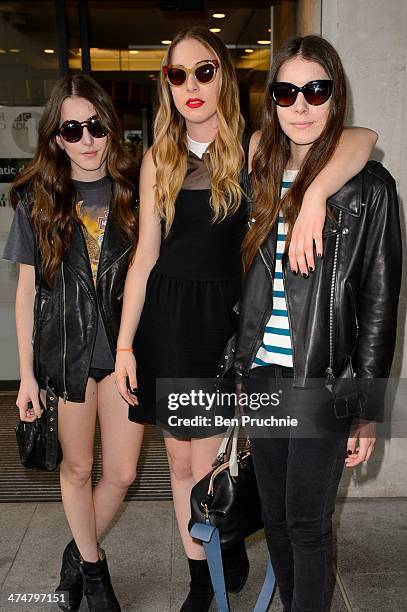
222, 541, 250, 593
180, 558, 214, 612
80, 547, 121, 612
55, 539, 83, 612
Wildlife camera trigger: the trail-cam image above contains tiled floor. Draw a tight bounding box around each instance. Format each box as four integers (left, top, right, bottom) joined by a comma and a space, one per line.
0, 499, 406, 611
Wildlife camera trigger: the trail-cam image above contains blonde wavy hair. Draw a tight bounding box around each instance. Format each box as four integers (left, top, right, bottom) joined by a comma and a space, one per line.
152, 26, 245, 235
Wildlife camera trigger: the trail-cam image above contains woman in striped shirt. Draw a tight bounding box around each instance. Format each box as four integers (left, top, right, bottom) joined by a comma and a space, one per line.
235, 35, 401, 612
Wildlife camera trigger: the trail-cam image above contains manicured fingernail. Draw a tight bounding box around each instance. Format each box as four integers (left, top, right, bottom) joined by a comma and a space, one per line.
317, 253, 323, 258
309, 266, 314, 273
347, 449, 353, 455
292, 269, 298, 276
302, 273, 309, 279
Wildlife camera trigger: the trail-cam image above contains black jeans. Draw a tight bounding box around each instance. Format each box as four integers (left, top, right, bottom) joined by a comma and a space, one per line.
250, 365, 351, 612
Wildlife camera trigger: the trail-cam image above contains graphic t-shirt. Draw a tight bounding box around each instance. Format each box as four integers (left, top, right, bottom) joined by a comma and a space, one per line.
3, 176, 115, 370
76, 194, 109, 284
72, 176, 114, 369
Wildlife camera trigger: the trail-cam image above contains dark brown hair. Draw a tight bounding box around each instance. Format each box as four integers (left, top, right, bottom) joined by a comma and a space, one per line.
10, 75, 138, 283
242, 35, 347, 271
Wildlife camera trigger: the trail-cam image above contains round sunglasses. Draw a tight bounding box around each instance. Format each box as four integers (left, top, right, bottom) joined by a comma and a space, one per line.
57, 115, 108, 143
163, 60, 220, 87
269, 80, 333, 107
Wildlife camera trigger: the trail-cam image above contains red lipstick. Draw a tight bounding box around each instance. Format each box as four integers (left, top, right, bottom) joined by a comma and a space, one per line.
186, 98, 205, 109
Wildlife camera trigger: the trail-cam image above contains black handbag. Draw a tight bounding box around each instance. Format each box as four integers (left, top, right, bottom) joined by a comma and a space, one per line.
189, 425, 263, 549
14, 233, 63, 472
15, 383, 63, 472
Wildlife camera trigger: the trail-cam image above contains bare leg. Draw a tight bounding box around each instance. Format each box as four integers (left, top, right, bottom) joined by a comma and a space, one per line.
93, 373, 144, 539
165, 435, 220, 559
55, 379, 99, 562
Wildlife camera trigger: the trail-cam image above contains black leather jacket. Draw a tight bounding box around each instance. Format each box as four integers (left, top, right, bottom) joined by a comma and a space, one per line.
218, 162, 402, 417
21, 192, 136, 403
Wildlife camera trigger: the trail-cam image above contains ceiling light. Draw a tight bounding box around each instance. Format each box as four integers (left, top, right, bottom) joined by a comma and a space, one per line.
245, 49, 254, 53
9, 48, 20, 53
44, 49, 55, 54
161, 40, 172, 45
129, 50, 139, 55
212, 13, 226, 19
257, 40, 271, 45
0, 49, 6, 54
209, 28, 221, 33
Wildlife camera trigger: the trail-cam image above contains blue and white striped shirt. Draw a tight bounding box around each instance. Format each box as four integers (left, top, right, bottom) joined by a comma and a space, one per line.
252, 170, 298, 369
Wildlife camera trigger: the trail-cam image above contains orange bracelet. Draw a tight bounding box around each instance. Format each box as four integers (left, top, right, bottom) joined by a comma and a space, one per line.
116, 347, 134, 352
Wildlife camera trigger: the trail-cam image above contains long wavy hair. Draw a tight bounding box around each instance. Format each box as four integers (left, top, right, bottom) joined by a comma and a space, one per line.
10, 75, 138, 283
153, 26, 245, 236
242, 35, 347, 271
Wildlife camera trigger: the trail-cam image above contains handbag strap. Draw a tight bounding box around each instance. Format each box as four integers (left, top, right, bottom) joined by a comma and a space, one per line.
190, 521, 276, 612
216, 425, 239, 477
190, 522, 229, 612
253, 559, 276, 612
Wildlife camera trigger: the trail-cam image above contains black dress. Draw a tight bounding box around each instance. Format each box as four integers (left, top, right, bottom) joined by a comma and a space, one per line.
129, 151, 246, 425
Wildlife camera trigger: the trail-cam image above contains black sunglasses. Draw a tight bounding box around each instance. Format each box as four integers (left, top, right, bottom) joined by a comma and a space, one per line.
163, 60, 219, 87
57, 115, 107, 143
269, 80, 333, 107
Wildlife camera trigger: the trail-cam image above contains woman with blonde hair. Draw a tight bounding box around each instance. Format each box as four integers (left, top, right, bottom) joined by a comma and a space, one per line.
115, 27, 377, 611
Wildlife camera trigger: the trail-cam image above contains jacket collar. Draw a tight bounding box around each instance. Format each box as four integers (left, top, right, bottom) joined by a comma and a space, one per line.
63, 206, 132, 301
326, 170, 363, 217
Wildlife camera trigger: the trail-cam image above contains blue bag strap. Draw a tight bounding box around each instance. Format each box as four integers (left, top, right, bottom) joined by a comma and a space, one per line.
190, 521, 276, 612
190, 522, 229, 612
253, 560, 276, 612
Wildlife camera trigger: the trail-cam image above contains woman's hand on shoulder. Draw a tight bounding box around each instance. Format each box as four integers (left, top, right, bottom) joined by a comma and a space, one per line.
115, 351, 139, 406
249, 130, 325, 275
289, 189, 325, 276
345, 417, 376, 467
16, 376, 42, 421
289, 126, 378, 275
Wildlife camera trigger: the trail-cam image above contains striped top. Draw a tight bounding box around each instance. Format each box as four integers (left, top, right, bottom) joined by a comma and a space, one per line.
252, 170, 298, 369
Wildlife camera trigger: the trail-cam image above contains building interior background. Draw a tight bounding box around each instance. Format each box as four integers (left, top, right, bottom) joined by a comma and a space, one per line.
0, 0, 298, 165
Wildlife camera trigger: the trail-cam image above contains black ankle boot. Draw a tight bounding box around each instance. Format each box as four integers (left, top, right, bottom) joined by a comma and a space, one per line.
180, 559, 214, 612
222, 541, 250, 593
80, 547, 121, 612
55, 540, 83, 612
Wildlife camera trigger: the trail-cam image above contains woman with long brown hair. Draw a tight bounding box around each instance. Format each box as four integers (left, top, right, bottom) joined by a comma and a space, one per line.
114, 26, 377, 611
3, 75, 144, 612
225, 35, 402, 611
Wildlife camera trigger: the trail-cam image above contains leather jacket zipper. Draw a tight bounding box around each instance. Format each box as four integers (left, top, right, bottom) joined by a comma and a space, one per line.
234, 217, 275, 377
254, 243, 279, 362
326, 211, 342, 381
281, 254, 296, 379
61, 262, 68, 402
96, 246, 132, 355
96, 246, 132, 285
